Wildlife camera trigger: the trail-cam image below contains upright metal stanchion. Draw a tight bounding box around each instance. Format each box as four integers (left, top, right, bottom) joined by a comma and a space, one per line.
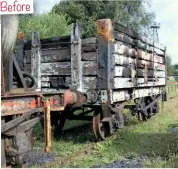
44, 99, 51, 153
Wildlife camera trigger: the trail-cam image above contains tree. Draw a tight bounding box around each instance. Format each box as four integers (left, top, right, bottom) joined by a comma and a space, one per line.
166, 55, 175, 76
19, 13, 71, 40
174, 63, 178, 70
51, 0, 155, 38
173, 64, 178, 77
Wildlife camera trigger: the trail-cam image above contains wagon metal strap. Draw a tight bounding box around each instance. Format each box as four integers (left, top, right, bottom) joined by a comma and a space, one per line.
144, 94, 161, 112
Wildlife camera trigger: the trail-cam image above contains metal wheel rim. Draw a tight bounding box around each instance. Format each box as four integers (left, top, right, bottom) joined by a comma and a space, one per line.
93, 113, 107, 140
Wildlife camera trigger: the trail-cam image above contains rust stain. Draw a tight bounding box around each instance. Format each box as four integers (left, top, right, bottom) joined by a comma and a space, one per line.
97, 19, 114, 42
2, 98, 37, 112
17, 32, 25, 40
1, 95, 44, 112
44, 100, 51, 153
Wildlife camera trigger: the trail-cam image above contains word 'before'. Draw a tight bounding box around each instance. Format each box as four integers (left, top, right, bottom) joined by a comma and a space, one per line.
0, 0, 33, 14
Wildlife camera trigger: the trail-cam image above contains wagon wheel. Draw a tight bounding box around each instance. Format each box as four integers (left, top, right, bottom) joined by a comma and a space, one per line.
93, 112, 111, 140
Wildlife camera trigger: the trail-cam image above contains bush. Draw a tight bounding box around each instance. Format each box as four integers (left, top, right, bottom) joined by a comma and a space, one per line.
175, 77, 178, 82
19, 13, 70, 40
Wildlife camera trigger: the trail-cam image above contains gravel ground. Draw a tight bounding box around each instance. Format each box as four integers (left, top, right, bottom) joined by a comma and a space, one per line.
100, 159, 143, 168
168, 127, 178, 133
23, 148, 55, 167
93, 156, 160, 168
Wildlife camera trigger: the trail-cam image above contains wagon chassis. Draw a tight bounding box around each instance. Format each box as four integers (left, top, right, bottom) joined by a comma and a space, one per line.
1, 19, 168, 167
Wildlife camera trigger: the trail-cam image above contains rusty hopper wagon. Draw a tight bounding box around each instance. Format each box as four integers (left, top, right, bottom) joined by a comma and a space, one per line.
20, 19, 168, 140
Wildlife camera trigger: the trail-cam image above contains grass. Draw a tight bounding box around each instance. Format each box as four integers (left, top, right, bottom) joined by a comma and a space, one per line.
32, 84, 178, 168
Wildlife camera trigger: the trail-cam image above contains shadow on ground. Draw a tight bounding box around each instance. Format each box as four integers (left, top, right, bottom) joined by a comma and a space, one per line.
54, 122, 95, 143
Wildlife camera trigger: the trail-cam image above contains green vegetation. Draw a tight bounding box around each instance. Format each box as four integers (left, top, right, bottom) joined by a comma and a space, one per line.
51, 0, 155, 38
33, 82, 178, 168
167, 55, 178, 78
19, 13, 70, 40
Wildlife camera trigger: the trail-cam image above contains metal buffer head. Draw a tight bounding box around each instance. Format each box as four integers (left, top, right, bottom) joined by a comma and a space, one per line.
63, 90, 86, 108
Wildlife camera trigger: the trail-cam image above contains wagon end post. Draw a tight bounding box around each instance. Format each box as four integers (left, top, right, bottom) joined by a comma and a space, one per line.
31, 32, 42, 92
71, 23, 82, 92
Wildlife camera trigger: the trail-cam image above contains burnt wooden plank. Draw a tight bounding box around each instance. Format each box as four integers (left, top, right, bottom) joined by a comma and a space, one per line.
82, 52, 97, 61
25, 49, 97, 64
65, 76, 97, 89
24, 35, 71, 50
41, 75, 98, 90
41, 76, 68, 88
137, 69, 165, 78
115, 66, 131, 77
114, 77, 166, 88
155, 63, 165, 71
41, 75, 166, 90
25, 61, 97, 76
82, 44, 97, 52
114, 54, 164, 70
41, 62, 71, 76
112, 87, 164, 102
41, 81, 50, 87
114, 45, 164, 64
83, 77, 97, 89
114, 34, 165, 56
82, 61, 97, 75
24, 48, 71, 63
114, 43, 135, 56
114, 32, 134, 46
114, 65, 165, 78
114, 22, 165, 51
82, 37, 96, 45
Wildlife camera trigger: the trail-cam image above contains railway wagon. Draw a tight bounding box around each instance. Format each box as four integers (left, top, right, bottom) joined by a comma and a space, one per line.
20, 19, 167, 140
